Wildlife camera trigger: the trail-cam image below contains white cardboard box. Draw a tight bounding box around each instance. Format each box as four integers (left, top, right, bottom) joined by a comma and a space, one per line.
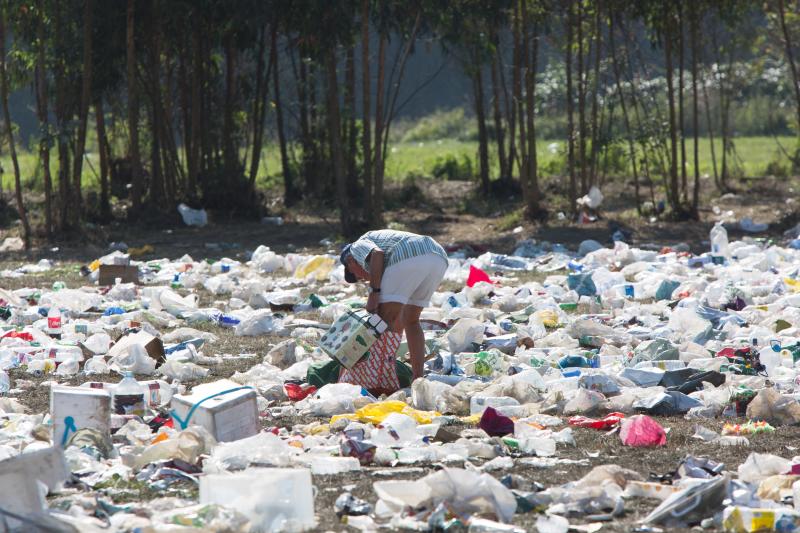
50, 385, 111, 448
170, 379, 259, 442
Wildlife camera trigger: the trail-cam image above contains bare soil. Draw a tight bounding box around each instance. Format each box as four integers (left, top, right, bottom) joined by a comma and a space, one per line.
2, 177, 799, 531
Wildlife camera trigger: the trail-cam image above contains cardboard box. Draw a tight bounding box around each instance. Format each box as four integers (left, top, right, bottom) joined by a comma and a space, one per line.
50, 386, 111, 448
108, 330, 165, 363
98, 264, 140, 286
319, 310, 388, 369
170, 379, 259, 442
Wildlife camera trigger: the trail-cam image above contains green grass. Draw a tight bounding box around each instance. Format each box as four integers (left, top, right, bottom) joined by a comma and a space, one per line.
384, 135, 798, 183
2, 135, 796, 196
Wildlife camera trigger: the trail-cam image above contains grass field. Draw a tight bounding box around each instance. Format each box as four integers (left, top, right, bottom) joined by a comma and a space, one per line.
2, 135, 796, 195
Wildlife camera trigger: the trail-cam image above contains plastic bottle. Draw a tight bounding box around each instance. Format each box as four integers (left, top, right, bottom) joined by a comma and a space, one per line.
710, 221, 730, 258
113, 371, 146, 416
47, 307, 62, 338
760, 346, 782, 377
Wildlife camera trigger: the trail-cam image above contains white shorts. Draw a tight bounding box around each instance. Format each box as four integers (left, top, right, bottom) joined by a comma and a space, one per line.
379, 253, 448, 308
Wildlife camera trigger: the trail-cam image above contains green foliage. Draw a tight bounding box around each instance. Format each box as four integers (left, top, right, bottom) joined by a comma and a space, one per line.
400, 108, 472, 142
496, 207, 524, 231
431, 153, 474, 181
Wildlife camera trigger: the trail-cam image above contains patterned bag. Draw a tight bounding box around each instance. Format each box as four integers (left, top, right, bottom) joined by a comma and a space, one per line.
338, 331, 403, 395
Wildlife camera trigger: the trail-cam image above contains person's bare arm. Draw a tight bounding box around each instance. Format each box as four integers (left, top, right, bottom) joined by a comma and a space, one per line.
366, 249, 385, 312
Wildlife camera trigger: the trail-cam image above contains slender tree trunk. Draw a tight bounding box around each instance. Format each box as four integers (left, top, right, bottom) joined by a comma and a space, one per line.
719, 50, 732, 190
95, 98, 111, 220
566, 1, 577, 211
609, 11, 640, 214
127, 0, 142, 210
223, 33, 237, 175
71, 0, 93, 224
588, 1, 602, 187
371, 34, 387, 225
35, 0, 52, 236
473, 59, 491, 195
297, 53, 316, 195
272, 30, 295, 205
0, 11, 30, 249
691, 7, 701, 214
524, 14, 540, 215
664, 10, 681, 211
576, 1, 587, 194
379, 14, 421, 189
345, 45, 358, 194
148, 12, 163, 206
778, 0, 800, 137
490, 43, 508, 180
514, 1, 528, 200
678, 3, 687, 203
178, 51, 191, 191
507, 3, 520, 179
326, 47, 350, 235
189, 23, 202, 195
702, 76, 720, 189
361, 0, 372, 222
248, 26, 268, 189
54, 1, 69, 230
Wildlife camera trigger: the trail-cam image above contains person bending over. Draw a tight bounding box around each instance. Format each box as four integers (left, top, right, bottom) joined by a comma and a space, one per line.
340, 229, 448, 379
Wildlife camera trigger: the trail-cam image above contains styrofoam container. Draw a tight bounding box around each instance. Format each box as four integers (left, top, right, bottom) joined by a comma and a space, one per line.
50, 385, 111, 447
200, 468, 315, 532
170, 379, 258, 442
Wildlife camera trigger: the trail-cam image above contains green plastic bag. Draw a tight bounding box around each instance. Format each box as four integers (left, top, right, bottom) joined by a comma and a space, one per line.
307, 358, 413, 389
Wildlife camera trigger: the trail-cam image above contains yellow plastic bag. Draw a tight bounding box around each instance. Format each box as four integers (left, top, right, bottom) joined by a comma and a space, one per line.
295, 256, 336, 281
533, 309, 560, 328
785, 278, 800, 293
89, 259, 101, 272
331, 400, 440, 425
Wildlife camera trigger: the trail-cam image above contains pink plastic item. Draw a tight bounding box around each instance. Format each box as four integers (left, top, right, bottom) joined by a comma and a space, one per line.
619, 414, 666, 447
466, 265, 492, 288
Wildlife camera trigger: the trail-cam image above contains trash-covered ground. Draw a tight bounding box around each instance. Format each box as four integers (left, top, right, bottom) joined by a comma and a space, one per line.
5, 224, 800, 532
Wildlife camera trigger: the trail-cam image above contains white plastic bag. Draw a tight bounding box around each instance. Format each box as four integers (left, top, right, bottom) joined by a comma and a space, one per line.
177, 203, 208, 227
445, 318, 485, 353
235, 310, 283, 337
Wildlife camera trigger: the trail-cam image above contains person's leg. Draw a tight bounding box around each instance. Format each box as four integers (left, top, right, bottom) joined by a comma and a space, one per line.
401, 304, 425, 379
377, 302, 404, 333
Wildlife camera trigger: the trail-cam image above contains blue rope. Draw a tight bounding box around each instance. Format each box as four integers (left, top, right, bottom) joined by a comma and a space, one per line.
169, 386, 253, 430
60, 415, 77, 447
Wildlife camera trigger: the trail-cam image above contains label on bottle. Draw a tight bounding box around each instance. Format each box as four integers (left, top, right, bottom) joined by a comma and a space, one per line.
147, 382, 159, 406
48, 315, 62, 331
114, 393, 145, 416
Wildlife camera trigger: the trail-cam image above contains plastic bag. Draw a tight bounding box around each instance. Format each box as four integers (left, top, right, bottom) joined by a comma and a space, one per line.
445, 318, 485, 353
294, 256, 336, 281
737, 453, 791, 484
234, 310, 283, 337
563, 388, 605, 415
331, 400, 440, 425
267, 339, 298, 369
177, 203, 207, 227
160, 359, 209, 381
745, 388, 800, 426
108, 344, 157, 375
619, 415, 666, 447
411, 379, 453, 412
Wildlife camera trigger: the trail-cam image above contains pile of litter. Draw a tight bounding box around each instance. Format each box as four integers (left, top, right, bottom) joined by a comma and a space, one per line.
3, 223, 800, 531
